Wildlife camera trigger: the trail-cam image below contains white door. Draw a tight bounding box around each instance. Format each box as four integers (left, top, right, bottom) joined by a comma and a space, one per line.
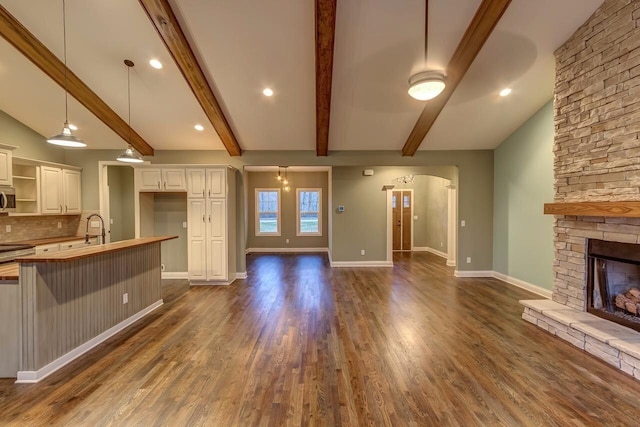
62, 170, 82, 214
137, 169, 162, 191
186, 169, 206, 198
206, 169, 226, 198
162, 169, 186, 191
40, 166, 63, 214
207, 199, 226, 280
188, 199, 207, 280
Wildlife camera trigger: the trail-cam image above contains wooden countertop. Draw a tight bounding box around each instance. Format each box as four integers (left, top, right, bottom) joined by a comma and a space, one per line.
10, 235, 100, 246
16, 236, 177, 263
0, 262, 18, 280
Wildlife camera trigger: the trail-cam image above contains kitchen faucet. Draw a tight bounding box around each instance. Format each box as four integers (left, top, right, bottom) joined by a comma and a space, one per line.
85, 213, 106, 244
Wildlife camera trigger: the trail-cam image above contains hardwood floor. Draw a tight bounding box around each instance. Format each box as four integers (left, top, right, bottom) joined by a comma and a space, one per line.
2, 252, 640, 426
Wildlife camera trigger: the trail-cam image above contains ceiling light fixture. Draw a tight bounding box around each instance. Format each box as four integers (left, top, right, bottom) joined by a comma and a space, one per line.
263, 88, 274, 97
194, 124, 204, 131
149, 59, 163, 69
408, 0, 446, 101
47, 0, 86, 148
499, 88, 512, 97
117, 60, 143, 163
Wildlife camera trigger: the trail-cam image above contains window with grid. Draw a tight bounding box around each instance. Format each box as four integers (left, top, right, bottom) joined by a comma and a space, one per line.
297, 189, 321, 236
255, 189, 281, 235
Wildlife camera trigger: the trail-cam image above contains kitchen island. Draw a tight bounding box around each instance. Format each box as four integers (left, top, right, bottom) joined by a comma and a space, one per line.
6, 236, 176, 382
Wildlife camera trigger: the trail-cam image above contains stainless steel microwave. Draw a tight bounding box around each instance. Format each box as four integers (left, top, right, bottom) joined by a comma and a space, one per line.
0, 187, 16, 213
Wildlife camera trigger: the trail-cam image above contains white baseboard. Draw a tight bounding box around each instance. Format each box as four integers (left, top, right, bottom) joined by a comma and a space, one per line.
246, 247, 329, 254
492, 271, 552, 299
236, 272, 247, 279
413, 247, 448, 258
162, 272, 188, 279
454, 270, 493, 278
16, 300, 164, 384
330, 260, 393, 268
446, 260, 456, 267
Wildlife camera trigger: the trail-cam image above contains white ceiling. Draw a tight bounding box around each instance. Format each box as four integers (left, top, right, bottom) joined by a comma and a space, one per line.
0, 0, 604, 153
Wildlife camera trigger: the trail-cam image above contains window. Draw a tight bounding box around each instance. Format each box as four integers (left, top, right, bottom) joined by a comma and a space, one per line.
255, 189, 280, 235
297, 188, 322, 236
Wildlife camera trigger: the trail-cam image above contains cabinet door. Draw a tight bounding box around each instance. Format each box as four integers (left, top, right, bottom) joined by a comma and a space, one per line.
0, 149, 12, 186
186, 169, 206, 198
188, 200, 207, 280
207, 199, 227, 280
206, 169, 226, 198
40, 166, 63, 214
62, 169, 82, 214
162, 169, 186, 191
137, 169, 162, 191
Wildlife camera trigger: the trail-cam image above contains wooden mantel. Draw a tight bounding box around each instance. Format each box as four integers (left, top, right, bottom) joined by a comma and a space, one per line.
544, 202, 640, 217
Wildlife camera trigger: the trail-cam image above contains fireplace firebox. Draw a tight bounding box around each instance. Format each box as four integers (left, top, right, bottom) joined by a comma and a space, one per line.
587, 239, 640, 332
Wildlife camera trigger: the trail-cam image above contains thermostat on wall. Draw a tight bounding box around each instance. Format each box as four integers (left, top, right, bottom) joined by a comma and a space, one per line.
363, 169, 374, 176
338, 206, 345, 212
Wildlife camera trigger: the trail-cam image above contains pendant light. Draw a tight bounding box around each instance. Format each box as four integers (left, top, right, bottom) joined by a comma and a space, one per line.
408, 0, 446, 101
282, 167, 290, 192
47, 0, 86, 147
117, 60, 143, 163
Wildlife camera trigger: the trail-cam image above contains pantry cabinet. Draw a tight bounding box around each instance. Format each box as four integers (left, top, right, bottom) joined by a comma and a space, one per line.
187, 198, 226, 281
136, 168, 186, 192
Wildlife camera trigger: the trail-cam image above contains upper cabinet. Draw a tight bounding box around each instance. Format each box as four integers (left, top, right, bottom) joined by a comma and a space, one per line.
40, 166, 81, 215
136, 167, 186, 192
186, 168, 226, 199
0, 145, 16, 187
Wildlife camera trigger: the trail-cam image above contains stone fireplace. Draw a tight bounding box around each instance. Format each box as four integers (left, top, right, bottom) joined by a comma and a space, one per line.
521, 0, 640, 381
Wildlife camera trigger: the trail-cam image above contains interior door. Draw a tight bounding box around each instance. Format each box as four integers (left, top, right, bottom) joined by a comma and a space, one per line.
402, 191, 412, 251
392, 190, 412, 251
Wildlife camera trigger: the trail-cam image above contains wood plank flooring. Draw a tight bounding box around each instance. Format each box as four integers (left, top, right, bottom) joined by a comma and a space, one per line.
1, 252, 640, 426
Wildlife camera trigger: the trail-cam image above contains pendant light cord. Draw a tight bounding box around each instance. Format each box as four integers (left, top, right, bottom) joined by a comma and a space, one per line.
127, 64, 131, 147
424, 0, 429, 66
62, 0, 69, 123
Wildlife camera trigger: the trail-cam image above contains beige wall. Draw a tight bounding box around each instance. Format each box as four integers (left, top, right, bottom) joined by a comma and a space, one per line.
246, 171, 329, 249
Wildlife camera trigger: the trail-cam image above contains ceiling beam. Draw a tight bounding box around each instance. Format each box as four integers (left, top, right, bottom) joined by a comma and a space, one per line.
139, 0, 242, 156
402, 0, 511, 156
0, 6, 154, 156
315, 0, 337, 156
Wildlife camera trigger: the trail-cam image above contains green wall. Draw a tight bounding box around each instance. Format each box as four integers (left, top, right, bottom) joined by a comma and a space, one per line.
413, 175, 449, 252
107, 165, 135, 242
153, 193, 188, 273
493, 101, 555, 289
0, 110, 65, 163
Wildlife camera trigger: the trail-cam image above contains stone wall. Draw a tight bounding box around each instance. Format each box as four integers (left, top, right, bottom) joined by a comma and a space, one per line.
553, 0, 640, 310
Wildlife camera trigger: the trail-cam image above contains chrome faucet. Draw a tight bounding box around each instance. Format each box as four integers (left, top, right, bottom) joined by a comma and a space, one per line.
85, 213, 106, 244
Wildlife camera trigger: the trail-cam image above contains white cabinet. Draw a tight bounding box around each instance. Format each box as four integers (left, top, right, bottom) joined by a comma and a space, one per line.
137, 168, 186, 192
0, 147, 13, 186
35, 243, 60, 255
186, 168, 226, 199
188, 198, 227, 281
40, 166, 81, 214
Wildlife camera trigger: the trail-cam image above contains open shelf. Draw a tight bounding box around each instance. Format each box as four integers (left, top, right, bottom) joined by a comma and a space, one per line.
13, 175, 36, 180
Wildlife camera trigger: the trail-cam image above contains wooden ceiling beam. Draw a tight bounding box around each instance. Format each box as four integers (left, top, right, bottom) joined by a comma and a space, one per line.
402, 0, 511, 156
139, 0, 242, 156
0, 6, 154, 156
315, 0, 337, 156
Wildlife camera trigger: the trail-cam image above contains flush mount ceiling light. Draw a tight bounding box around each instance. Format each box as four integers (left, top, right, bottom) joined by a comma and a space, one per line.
263, 88, 274, 97
47, 0, 86, 148
408, 0, 446, 101
408, 71, 446, 101
194, 124, 204, 131
499, 88, 512, 97
117, 59, 143, 163
149, 58, 163, 69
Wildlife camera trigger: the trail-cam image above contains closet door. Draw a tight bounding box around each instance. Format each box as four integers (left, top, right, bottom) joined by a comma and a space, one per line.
188, 199, 207, 280
206, 199, 226, 280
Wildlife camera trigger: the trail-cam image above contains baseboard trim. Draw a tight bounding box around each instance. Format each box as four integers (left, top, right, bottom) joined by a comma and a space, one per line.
246, 247, 329, 254
16, 300, 164, 384
492, 271, 552, 299
162, 272, 188, 279
413, 247, 447, 258
446, 260, 456, 267
236, 272, 247, 279
454, 270, 493, 278
330, 260, 394, 268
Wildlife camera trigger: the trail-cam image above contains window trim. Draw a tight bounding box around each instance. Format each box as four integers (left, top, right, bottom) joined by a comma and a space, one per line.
296, 188, 322, 236
255, 188, 281, 236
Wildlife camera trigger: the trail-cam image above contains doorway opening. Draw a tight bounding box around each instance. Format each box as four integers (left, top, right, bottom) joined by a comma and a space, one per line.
99, 162, 136, 244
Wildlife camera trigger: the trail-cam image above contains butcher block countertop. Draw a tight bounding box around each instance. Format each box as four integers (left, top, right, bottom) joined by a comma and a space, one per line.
0, 263, 18, 280
16, 236, 177, 263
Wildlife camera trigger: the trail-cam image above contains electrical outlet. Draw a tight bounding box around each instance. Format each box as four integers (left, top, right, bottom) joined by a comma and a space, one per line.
461, 220, 466, 227
57, 221, 62, 229
182, 221, 187, 228
91, 220, 100, 228
122, 293, 128, 304
466, 257, 471, 264
110, 218, 114, 224
440, 242, 444, 247
286, 238, 290, 244
414, 215, 418, 220
361, 249, 365, 256
5, 225, 10, 233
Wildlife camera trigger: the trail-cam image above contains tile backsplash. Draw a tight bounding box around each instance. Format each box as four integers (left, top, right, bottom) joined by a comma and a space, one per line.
0, 214, 81, 243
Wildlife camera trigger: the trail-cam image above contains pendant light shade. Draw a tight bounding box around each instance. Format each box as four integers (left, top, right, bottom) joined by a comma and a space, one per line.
117, 59, 143, 163
48, 0, 86, 148
117, 146, 143, 163
408, 71, 446, 101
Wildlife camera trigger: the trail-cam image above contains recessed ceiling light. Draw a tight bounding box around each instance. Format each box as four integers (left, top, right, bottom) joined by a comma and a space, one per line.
499, 88, 512, 97
263, 88, 274, 97
68, 123, 78, 130
194, 124, 204, 131
149, 59, 163, 69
